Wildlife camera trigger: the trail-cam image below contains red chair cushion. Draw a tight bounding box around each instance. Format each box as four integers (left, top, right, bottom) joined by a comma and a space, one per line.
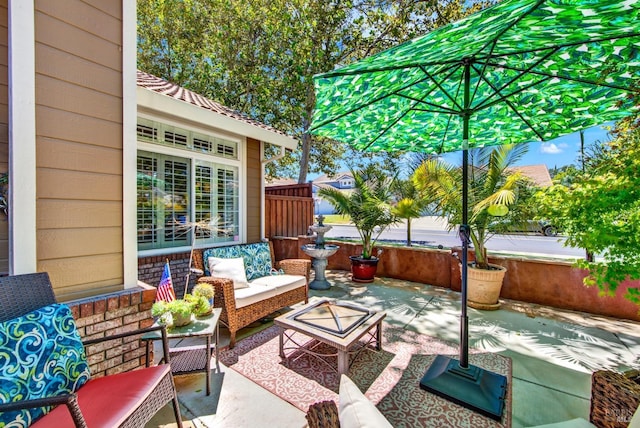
32, 365, 171, 428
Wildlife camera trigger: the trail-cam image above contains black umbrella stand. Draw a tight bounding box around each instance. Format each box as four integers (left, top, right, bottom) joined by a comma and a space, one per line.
419, 59, 507, 421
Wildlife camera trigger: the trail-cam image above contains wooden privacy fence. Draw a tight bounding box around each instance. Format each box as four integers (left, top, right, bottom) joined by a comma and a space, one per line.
265, 183, 314, 238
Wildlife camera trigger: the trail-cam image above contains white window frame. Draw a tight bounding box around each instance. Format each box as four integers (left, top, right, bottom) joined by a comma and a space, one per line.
136, 114, 245, 257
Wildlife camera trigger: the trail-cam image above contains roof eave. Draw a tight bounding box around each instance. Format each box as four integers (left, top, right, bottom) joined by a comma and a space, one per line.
136, 86, 299, 150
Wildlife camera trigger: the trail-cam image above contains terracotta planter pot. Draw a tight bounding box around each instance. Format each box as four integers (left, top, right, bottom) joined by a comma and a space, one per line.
466, 263, 507, 310
349, 256, 379, 283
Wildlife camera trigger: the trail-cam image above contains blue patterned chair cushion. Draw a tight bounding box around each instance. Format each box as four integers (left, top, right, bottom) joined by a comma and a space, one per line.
203, 242, 273, 281
0, 304, 91, 427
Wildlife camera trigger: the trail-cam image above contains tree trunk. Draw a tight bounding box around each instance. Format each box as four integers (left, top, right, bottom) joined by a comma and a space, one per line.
586, 250, 594, 262
297, 130, 311, 184
297, 90, 315, 184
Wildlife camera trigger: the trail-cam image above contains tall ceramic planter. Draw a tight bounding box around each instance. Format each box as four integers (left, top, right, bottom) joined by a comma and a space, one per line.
350, 256, 379, 283
466, 263, 507, 310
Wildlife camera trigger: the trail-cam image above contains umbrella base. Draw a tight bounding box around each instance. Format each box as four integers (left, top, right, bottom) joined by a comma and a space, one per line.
419, 355, 507, 421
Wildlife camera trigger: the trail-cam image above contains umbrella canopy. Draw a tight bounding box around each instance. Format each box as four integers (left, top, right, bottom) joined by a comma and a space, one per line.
312, 0, 639, 151
310, 0, 640, 420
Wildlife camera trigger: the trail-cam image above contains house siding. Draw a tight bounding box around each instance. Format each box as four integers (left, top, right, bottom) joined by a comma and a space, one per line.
0, 1, 7, 274
34, 0, 124, 299
246, 137, 261, 242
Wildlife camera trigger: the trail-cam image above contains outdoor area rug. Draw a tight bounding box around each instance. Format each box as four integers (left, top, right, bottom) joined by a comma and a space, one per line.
219, 324, 512, 427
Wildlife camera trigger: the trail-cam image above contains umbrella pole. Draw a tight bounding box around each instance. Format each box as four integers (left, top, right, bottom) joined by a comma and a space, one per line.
459, 59, 472, 370
419, 59, 506, 421
460, 147, 469, 368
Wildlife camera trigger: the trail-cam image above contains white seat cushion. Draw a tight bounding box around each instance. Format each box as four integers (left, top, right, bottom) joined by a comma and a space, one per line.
630, 405, 640, 428
233, 284, 278, 309
338, 374, 392, 428
250, 274, 306, 295
528, 418, 596, 428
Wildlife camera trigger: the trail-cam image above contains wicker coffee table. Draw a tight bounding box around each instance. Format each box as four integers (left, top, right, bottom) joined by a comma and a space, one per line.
275, 299, 386, 376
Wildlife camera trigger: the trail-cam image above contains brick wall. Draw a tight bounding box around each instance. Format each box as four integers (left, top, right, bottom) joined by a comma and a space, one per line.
138, 251, 196, 298
68, 283, 157, 377
68, 250, 204, 377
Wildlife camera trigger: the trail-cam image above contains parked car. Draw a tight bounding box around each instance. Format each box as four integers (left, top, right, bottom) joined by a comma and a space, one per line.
489, 220, 558, 236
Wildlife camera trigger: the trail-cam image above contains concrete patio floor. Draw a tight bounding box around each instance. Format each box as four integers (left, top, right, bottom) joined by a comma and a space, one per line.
147, 270, 640, 428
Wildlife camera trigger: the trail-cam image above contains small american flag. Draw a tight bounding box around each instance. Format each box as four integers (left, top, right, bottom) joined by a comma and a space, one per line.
156, 261, 176, 302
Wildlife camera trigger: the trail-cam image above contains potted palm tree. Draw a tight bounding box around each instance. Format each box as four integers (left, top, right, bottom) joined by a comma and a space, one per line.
319, 165, 398, 282
412, 145, 531, 309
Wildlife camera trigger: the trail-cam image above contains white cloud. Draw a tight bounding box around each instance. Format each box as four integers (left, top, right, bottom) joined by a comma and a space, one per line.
540, 143, 563, 154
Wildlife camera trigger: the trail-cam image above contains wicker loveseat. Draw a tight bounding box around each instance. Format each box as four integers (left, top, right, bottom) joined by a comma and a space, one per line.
0, 272, 183, 428
193, 241, 310, 348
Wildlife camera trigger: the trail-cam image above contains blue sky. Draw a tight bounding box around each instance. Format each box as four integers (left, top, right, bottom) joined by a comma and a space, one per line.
308, 123, 614, 180
442, 123, 613, 170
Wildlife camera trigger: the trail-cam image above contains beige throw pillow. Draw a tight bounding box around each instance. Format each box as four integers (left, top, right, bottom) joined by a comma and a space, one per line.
208, 257, 249, 289
338, 374, 392, 428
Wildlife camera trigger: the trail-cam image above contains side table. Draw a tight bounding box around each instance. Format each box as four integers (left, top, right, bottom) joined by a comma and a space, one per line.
143, 308, 222, 396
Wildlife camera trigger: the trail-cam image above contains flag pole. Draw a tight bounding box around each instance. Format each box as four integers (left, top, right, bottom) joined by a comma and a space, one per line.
184, 224, 197, 299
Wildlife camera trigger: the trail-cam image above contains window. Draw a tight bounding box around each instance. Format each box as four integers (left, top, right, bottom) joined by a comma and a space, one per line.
136, 118, 238, 159
137, 118, 241, 251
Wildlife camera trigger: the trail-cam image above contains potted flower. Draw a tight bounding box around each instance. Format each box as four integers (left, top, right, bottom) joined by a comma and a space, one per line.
319, 165, 398, 282
186, 293, 212, 317
151, 291, 214, 327
193, 282, 214, 304
412, 145, 532, 309
191, 283, 215, 316
152, 299, 195, 327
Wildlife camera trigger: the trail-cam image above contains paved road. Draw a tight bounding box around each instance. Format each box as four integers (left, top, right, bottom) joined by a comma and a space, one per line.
323, 217, 586, 259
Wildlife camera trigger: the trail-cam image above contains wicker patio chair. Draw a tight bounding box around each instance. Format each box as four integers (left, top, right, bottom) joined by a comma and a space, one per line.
306, 400, 340, 428
591, 369, 640, 428
0, 272, 183, 428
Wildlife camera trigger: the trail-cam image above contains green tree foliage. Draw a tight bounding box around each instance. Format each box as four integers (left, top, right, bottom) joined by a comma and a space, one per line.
537, 123, 640, 306
137, 0, 495, 181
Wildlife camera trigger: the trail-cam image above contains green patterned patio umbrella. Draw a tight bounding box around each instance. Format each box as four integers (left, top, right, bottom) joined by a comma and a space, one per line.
311, 0, 640, 420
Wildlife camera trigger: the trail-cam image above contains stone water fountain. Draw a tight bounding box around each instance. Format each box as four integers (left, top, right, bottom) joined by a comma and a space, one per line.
301, 215, 340, 290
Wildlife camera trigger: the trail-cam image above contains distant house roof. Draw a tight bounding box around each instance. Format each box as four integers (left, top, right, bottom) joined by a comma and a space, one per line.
312, 172, 353, 183
265, 178, 298, 186
509, 164, 553, 187
313, 182, 340, 192
136, 70, 297, 149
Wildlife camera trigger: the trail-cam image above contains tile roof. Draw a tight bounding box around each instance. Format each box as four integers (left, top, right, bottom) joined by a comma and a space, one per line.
136, 70, 290, 139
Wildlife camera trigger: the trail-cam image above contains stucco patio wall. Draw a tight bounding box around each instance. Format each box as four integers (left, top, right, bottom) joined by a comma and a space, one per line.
272, 236, 640, 322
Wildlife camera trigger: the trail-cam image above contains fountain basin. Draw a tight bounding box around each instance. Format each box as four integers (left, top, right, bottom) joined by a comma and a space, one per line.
301, 243, 339, 259
308, 225, 334, 236
301, 244, 340, 290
